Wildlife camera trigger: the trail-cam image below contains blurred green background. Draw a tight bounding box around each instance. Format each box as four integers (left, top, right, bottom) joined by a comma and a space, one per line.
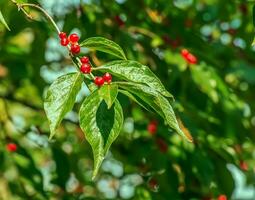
0, 0, 255, 199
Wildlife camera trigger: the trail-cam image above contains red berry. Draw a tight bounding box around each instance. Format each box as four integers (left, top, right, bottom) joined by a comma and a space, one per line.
70, 44, 81, 54
156, 138, 168, 153
186, 53, 197, 64
147, 120, 157, 135
218, 195, 227, 200
68, 33, 80, 43
240, 161, 248, 171
114, 15, 125, 27
59, 32, 67, 39
103, 73, 112, 83
94, 76, 105, 86
185, 19, 193, 28
181, 49, 189, 57
6, 143, 17, 152
80, 56, 90, 64
60, 38, 69, 46
80, 63, 91, 74
148, 178, 158, 191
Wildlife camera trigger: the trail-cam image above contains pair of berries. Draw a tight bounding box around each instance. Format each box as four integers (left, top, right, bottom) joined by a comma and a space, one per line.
94, 73, 112, 87
80, 56, 91, 74
6, 143, 17, 152
59, 32, 81, 54
181, 49, 197, 64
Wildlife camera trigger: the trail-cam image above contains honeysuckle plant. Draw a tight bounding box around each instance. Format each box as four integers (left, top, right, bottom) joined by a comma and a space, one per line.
1, 0, 192, 179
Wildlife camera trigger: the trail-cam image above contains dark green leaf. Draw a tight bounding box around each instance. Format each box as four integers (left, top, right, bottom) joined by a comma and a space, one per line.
0, 10, 10, 31
44, 72, 83, 139
80, 37, 127, 60
98, 83, 118, 109
79, 90, 123, 179
119, 82, 192, 142
97, 60, 173, 98
119, 89, 151, 111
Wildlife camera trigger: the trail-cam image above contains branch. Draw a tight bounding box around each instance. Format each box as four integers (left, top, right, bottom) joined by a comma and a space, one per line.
10, 0, 60, 33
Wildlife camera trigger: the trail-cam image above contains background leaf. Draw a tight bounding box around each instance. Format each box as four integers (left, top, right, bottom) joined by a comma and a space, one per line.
0, 10, 10, 31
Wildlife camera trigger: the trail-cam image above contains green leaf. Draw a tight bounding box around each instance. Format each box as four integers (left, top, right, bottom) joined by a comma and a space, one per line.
119, 82, 192, 142
98, 83, 118, 109
253, 5, 255, 27
97, 60, 173, 98
44, 72, 83, 139
80, 37, 127, 60
119, 89, 151, 111
79, 90, 123, 179
0, 10, 10, 31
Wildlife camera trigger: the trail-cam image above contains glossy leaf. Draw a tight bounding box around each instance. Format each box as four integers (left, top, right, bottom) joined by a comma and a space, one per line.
0, 10, 10, 31
119, 82, 192, 142
98, 83, 118, 109
44, 72, 83, 139
97, 60, 173, 98
79, 90, 123, 179
80, 37, 127, 60
119, 89, 151, 111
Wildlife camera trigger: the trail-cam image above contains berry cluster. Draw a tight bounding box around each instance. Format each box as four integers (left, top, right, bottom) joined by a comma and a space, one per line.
58, 31, 114, 87
59, 32, 81, 54
94, 73, 112, 87
181, 49, 197, 64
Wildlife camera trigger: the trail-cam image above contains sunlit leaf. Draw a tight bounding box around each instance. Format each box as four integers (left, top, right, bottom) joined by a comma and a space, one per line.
0, 10, 10, 31
79, 90, 123, 179
80, 37, 127, 60
44, 72, 83, 139
97, 60, 173, 98
98, 83, 118, 109
119, 82, 192, 142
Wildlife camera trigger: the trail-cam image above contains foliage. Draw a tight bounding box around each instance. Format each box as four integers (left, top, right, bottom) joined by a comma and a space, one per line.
0, 0, 255, 199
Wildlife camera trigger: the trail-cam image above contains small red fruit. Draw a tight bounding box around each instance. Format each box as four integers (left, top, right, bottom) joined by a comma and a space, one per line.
218, 195, 227, 200
80, 56, 90, 64
114, 15, 125, 27
186, 53, 197, 64
181, 49, 189, 57
60, 38, 69, 46
59, 32, 67, 39
68, 33, 80, 43
185, 19, 193, 28
70, 44, 81, 54
6, 143, 17, 152
147, 120, 157, 135
103, 73, 112, 83
94, 76, 105, 86
240, 161, 248, 171
80, 63, 91, 74
148, 178, 158, 191
156, 138, 168, 153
